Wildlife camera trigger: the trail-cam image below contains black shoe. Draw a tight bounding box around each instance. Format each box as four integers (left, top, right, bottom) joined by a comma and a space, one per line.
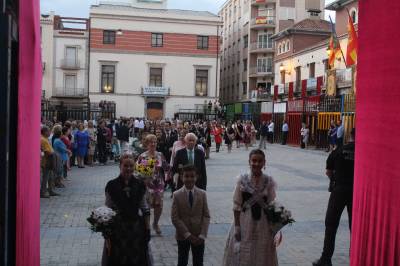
312, 258, 332, 266
40, 192, 50, 198
49, 191, 60, 196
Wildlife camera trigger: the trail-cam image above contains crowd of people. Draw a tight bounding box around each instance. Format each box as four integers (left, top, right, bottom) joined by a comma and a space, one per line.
40, 115, 354, 266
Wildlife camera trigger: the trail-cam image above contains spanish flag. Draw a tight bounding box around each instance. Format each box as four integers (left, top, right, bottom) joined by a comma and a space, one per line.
346, 13, 358, 66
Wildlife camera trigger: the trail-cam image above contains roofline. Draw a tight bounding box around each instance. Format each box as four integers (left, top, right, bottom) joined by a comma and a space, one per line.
91, 3, 219, 17
325, 0, 357, 11
274, 33, 349, 63
271, 28, 332, 40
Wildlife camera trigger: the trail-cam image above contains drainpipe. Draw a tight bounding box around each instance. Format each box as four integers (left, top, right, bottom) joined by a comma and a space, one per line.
215, 24, 220, 102
87, 18, 91, 119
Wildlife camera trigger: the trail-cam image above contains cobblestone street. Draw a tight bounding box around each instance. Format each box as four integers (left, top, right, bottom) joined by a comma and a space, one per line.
41, 144, 350, 266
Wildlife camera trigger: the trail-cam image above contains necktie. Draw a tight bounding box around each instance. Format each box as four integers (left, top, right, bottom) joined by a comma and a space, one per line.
189, 191, 194, 208
188, 150, 194, 164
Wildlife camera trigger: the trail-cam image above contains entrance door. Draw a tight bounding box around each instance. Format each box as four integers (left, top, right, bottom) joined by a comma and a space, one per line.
147, 102, 163, 120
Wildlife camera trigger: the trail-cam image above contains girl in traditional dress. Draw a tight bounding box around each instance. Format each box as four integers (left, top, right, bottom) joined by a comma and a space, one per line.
223, 149, 279, 266
102, 154, 152, 266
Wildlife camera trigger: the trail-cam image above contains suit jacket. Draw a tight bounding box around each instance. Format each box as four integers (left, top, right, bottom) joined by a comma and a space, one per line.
171, 186, 210, 241
172, 148, 207, 190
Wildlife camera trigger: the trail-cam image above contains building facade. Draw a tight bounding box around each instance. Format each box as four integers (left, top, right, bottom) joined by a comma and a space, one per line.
40, 13, 90, 105
218, 0, 325, 104
273, 0, 358, 97
89, 0, 221, 119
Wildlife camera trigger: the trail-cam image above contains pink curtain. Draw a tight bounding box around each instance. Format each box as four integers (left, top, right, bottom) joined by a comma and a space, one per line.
16, 0, 41, 265
351, 0, 400, 265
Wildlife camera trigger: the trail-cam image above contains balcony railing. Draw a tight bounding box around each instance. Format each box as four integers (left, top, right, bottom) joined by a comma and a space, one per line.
55, 87, 86, 97
250, 42, 274, 52
250, 16, 276, 28
60, 58, 80, 69
249, 66, 273, 75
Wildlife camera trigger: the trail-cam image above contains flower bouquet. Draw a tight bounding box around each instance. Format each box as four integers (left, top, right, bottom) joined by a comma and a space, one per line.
265, 201, 295, 236
87, 206, 118, 256
135, 158, 157, 182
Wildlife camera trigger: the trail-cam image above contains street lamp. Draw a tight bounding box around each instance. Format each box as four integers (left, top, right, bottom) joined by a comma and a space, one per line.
280, 63, 291, 75
116, 29, 123, 35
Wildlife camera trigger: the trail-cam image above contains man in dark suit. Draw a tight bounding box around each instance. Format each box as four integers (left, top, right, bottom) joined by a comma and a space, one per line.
172, 133, 207, 190
162, 121, 178, 162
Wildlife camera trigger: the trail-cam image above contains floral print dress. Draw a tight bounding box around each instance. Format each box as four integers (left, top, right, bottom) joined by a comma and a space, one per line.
136, 151, 170, 207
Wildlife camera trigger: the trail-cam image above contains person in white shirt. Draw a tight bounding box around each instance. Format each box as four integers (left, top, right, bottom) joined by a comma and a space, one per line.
282, 121, 289, 145
268, 120, 275, 144
134, 118, 140, 138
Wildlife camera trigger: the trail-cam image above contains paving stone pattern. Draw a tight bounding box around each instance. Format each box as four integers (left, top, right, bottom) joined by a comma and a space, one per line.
41, 143, 350, 266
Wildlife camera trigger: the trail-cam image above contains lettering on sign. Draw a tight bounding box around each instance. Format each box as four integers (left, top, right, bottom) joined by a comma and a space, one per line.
142, 86, 169, 96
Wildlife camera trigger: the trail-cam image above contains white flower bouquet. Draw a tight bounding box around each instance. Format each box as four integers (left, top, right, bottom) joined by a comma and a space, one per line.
87, 206, 117, 238
265, 201, 295, 236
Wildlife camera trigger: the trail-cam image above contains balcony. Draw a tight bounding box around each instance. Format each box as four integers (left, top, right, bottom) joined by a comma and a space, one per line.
249, 66, 274, 78
249, 42, 274, 53
55, 87, 86, 98
60, 58, 80, 70
251, 0, 276, 5
250, 16, 276, 29
336, 68, 353, 88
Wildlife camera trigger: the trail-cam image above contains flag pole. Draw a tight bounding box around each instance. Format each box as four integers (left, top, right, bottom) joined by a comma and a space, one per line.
329, 15, 347, 67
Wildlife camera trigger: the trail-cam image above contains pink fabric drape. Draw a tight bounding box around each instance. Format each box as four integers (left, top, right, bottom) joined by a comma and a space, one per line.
351, 0, 400, 265
16, 0, 41, 265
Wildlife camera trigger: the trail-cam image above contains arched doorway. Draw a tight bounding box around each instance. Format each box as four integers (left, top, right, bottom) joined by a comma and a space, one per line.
147, 102, 163, 120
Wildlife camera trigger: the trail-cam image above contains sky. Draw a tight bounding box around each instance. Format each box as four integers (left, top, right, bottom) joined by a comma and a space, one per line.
41, 0, 336, 18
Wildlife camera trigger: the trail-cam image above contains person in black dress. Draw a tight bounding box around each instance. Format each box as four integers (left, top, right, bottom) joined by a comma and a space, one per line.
102, 154, 152, 266
224, 122, 235, 153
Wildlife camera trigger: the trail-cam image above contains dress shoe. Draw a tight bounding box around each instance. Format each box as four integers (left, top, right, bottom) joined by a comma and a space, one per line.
49, 191, 60, 196
40, 192, 50, 198
312, 258, 332, 266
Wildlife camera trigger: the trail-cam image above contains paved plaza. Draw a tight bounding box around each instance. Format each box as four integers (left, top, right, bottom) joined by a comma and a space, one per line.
41, 144, 350, 266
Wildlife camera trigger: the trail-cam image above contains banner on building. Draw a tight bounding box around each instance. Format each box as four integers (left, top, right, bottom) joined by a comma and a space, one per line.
326, 69, 337, 96
256, 16, 267, 24
250, 89, 258, 102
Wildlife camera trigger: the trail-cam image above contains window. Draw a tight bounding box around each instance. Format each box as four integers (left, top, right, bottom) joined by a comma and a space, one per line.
195, 69, 208, 96
64, 74, 76, 90
197, 36, 209, 50
280, 70, 285, 84
103, 30, 116, 44
350, 8, 358, 24
257, 58, 272, 73
323, 59, 329, 71
149, 68, 163, 87
101, 65, 115, 93
243, 35, 248, 48
65, 47, 77, 66
295, 66, 301, 91
152, 33, 163, 47
243, 59, 248, 71
242, 82, 247, 95
309, 62, 315, 78
258, 33, 273, 49
286, 41, 290, 51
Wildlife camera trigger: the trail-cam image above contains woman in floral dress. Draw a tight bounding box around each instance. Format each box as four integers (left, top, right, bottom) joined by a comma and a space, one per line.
223, 149, 278, 266
136, 134, 170, 235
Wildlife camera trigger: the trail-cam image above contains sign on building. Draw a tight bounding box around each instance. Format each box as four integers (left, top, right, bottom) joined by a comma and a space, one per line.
142, 86, 169, 96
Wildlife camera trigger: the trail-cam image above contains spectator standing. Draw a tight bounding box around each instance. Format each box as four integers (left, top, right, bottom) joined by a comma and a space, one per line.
75, 123, 90, 168
97, 120, 109, 165
282, 120, 289, 145
224, 122, 235, 153
212, 122, 223, 152
268, 120, 275, 143
313, 129, 355, 266
259, 120, 269, 150
86, 120, 96, 166
328, 121, 338, 152
139, 118, 145, 138
134, 117, 140, 138
336, 120, 344, 148
117, 119, 130, 154
40, 126, 55, 198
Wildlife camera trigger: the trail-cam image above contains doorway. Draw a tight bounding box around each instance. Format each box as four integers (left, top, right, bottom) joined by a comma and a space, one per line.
147, 102, 163, 120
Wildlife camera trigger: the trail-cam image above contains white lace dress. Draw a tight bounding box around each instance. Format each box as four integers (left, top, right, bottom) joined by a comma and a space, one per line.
223, 173, 278, 266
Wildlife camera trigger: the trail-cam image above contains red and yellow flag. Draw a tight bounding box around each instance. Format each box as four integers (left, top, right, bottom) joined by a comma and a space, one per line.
346, 13, 358, 66
328, 35, 341, 68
